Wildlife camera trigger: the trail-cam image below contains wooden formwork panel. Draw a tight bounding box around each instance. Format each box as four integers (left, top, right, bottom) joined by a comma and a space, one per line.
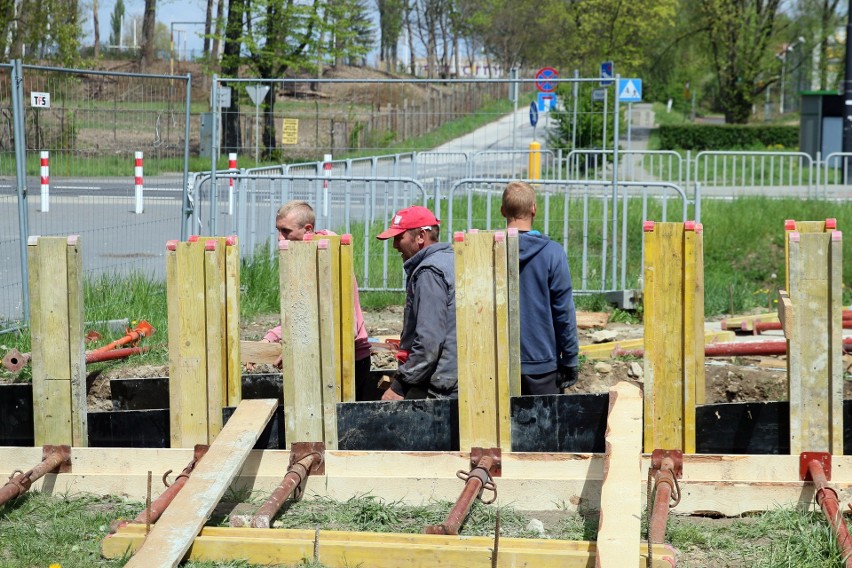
786, 228, 843, 454
643, 221, 704, 453
28, 236, 87, 447
279, 239, 338, 447
455, 230, 519, 450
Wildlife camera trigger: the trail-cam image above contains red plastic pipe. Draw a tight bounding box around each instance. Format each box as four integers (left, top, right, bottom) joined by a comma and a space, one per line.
249, 453, 316, 528
808, 459, 852, 568
0, 449, 66, 506
424, 455, 495, 535
615, 337, 852, 358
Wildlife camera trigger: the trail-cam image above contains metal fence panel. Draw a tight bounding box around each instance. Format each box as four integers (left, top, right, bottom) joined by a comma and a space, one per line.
0, 63, 19, 327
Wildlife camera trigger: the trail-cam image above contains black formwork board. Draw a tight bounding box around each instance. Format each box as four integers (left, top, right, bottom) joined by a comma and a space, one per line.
111, 374, 283, 411
222, 405, 285, 449
337, 399, 459, 451
695, 401, 790, 454
88, 409, 169, 448
0, 383, 34, 446
511, 393, 609, 452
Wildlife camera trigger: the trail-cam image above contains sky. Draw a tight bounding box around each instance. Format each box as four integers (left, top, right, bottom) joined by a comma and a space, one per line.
90, 0, 209, 54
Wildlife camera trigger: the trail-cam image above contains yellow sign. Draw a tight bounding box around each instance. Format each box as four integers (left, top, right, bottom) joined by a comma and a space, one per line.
281, 118, 299, 145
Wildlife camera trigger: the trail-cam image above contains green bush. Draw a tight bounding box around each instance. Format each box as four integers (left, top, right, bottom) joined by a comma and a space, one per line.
658, 124, 798, 150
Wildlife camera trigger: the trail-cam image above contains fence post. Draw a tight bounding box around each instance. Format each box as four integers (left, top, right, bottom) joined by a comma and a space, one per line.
40, 151, 50, 212
134, 151, 144, 214
12, 59, 30, 322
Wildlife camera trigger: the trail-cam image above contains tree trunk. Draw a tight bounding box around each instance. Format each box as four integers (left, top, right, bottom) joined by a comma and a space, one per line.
211, 0, 226, 68
221, 0, 245, 151
93, 0, 100, 58
262, 83, 278, 160
204, 0, 213, 61
140, 0, 157, 69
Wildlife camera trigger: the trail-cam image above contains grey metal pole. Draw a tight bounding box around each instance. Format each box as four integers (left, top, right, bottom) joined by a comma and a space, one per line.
571, 69, 579, 150
511, 67, 518, 175
211, 75, 219, 235
11, 59, 30, 322
611, 74, 620, 291
181, 74, 192, 241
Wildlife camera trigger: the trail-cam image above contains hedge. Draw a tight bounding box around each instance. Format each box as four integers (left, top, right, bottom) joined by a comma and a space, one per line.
657, 124, 798, 150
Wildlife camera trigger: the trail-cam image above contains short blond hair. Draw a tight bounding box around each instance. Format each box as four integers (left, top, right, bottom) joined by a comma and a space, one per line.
276, 200, 315, 227
501, 181, 536, 222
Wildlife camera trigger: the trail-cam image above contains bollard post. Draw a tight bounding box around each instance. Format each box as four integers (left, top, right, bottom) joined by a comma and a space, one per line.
528, 141, 541, 180
134, 151, 144, 214
39, 151, 49, 212
228, 152, 237, 215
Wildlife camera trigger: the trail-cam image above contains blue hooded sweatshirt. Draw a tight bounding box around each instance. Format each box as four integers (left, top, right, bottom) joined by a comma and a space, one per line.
517, 231, 579, 374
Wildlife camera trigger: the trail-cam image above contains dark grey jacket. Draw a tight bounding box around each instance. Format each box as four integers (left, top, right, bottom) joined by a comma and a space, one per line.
392, 242, 458, 398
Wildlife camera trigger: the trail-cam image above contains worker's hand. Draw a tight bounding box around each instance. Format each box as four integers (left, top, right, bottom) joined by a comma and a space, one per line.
558, 365, 579, 393
382, 388, 404, 401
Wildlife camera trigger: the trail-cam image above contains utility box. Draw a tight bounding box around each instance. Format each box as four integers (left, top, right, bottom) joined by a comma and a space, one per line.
800, 92, 843, 166
200, 112, 214, 158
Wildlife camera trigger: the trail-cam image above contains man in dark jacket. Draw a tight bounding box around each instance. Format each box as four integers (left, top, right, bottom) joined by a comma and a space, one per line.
501, 182, 579, 394
376, 205, 458, 400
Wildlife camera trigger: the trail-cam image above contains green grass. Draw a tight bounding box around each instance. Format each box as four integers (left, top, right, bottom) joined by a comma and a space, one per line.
1, 492, 851, 567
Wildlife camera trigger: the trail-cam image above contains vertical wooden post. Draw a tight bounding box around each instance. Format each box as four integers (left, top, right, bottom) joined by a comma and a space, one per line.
28, 235, 87, 447
785, 222, 843, 454
642, 221, 704, 453
204, 239, 227, 439
338, 235, 356, 402
225, 237, 242, 406
455, 230, 519, 450
167, 239, 208, 447
279, 239, 338, 447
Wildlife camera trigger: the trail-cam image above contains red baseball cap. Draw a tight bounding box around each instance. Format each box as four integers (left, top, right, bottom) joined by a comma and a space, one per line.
376, 205, 440, 240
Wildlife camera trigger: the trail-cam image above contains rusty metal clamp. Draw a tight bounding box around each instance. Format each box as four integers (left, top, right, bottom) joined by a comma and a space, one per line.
456, 464, 497, 505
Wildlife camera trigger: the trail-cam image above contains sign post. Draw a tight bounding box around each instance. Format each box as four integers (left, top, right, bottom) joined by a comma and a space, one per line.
246, 84, 271, 165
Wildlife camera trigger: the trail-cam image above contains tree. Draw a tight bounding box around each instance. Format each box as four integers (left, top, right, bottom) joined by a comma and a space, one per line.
140, 0, 156, 68
221, 0, 245, 151
110, 0, 125, 46
93, 0, 100, 57
794, 0, 843, 90
693, 0, 784, 123
377, 0, 405, 71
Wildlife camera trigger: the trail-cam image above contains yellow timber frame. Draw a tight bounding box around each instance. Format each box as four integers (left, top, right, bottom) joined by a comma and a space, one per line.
27, 235, 87, 447
166, 236, 242, 447
642, 221, 704, 453
781, 219, 843, 455
454, 229, 521, 450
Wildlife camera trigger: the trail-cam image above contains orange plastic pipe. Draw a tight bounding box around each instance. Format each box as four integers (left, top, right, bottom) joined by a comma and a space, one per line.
92, 320, 155, 353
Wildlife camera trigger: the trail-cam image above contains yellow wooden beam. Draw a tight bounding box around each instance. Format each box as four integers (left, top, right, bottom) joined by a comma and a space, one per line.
28, 236, 86, 446
316, 239, 338, 448
122, 399, 277, 568
506, 229, 522, 398
204, 239, 227, 439
104, 524, 675, 567
339, 235, 356, 402
224, 236, 242, 406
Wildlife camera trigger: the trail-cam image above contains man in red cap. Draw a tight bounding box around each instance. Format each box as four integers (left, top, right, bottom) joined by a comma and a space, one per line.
376, 205, 458, 400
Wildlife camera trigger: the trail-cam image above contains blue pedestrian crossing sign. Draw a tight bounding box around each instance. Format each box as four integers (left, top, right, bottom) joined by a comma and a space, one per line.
618, 78, 642, 102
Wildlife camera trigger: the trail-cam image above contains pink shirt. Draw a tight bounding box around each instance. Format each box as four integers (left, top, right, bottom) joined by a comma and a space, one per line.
263, 231, 371, 362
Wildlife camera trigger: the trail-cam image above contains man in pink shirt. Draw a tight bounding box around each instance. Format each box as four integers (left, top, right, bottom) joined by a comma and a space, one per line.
260, 200, 379, 401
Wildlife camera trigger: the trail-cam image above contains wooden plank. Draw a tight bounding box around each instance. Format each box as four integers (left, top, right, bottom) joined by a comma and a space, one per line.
204, 239, 227, 440
339, 236, 356, 402
317, 240, 338, 448
830, 231, 844, 454
240, 340, 282, 364
26, 238, 44, 444
777, 290, 792, 339
325, 235, 344, 401
596, 381, 643, 568
581, 330, 735, 359
225, 237, 242, 406
106, 524, 675, 567
493, 233, 511, 446
168, 241, 209, 447
456, 231, 500, 449
65, 236, 87, 447
642, 225, 656, 453
32, 237, 73, 446
506, 230, 521, 398
123, 398, 277, 568
280, 241, 324, 443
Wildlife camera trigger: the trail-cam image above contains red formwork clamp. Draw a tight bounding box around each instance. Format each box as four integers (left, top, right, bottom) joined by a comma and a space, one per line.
643, 221, 655, 232
800, 452, 852, 567
424, 448, 500, 535
341, 234, 352, 246
454, 231, 466, 243
648, 450, 683, 545
0, 446, 71, 507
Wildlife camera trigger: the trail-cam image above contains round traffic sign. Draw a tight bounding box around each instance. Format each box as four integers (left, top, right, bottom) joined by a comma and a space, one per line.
529, 101, 539, 127
535, 67, 559, 93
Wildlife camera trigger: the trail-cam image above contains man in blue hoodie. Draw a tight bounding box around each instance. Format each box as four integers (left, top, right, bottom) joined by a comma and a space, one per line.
376, 205, 458, 400
501, 181, 579, 394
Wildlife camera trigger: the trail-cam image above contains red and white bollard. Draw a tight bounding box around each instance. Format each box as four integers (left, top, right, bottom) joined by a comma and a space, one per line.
39, 151, 49, 212
134, 151, 144, 214
228, 152, 237, 215
322, 153, 332, 218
